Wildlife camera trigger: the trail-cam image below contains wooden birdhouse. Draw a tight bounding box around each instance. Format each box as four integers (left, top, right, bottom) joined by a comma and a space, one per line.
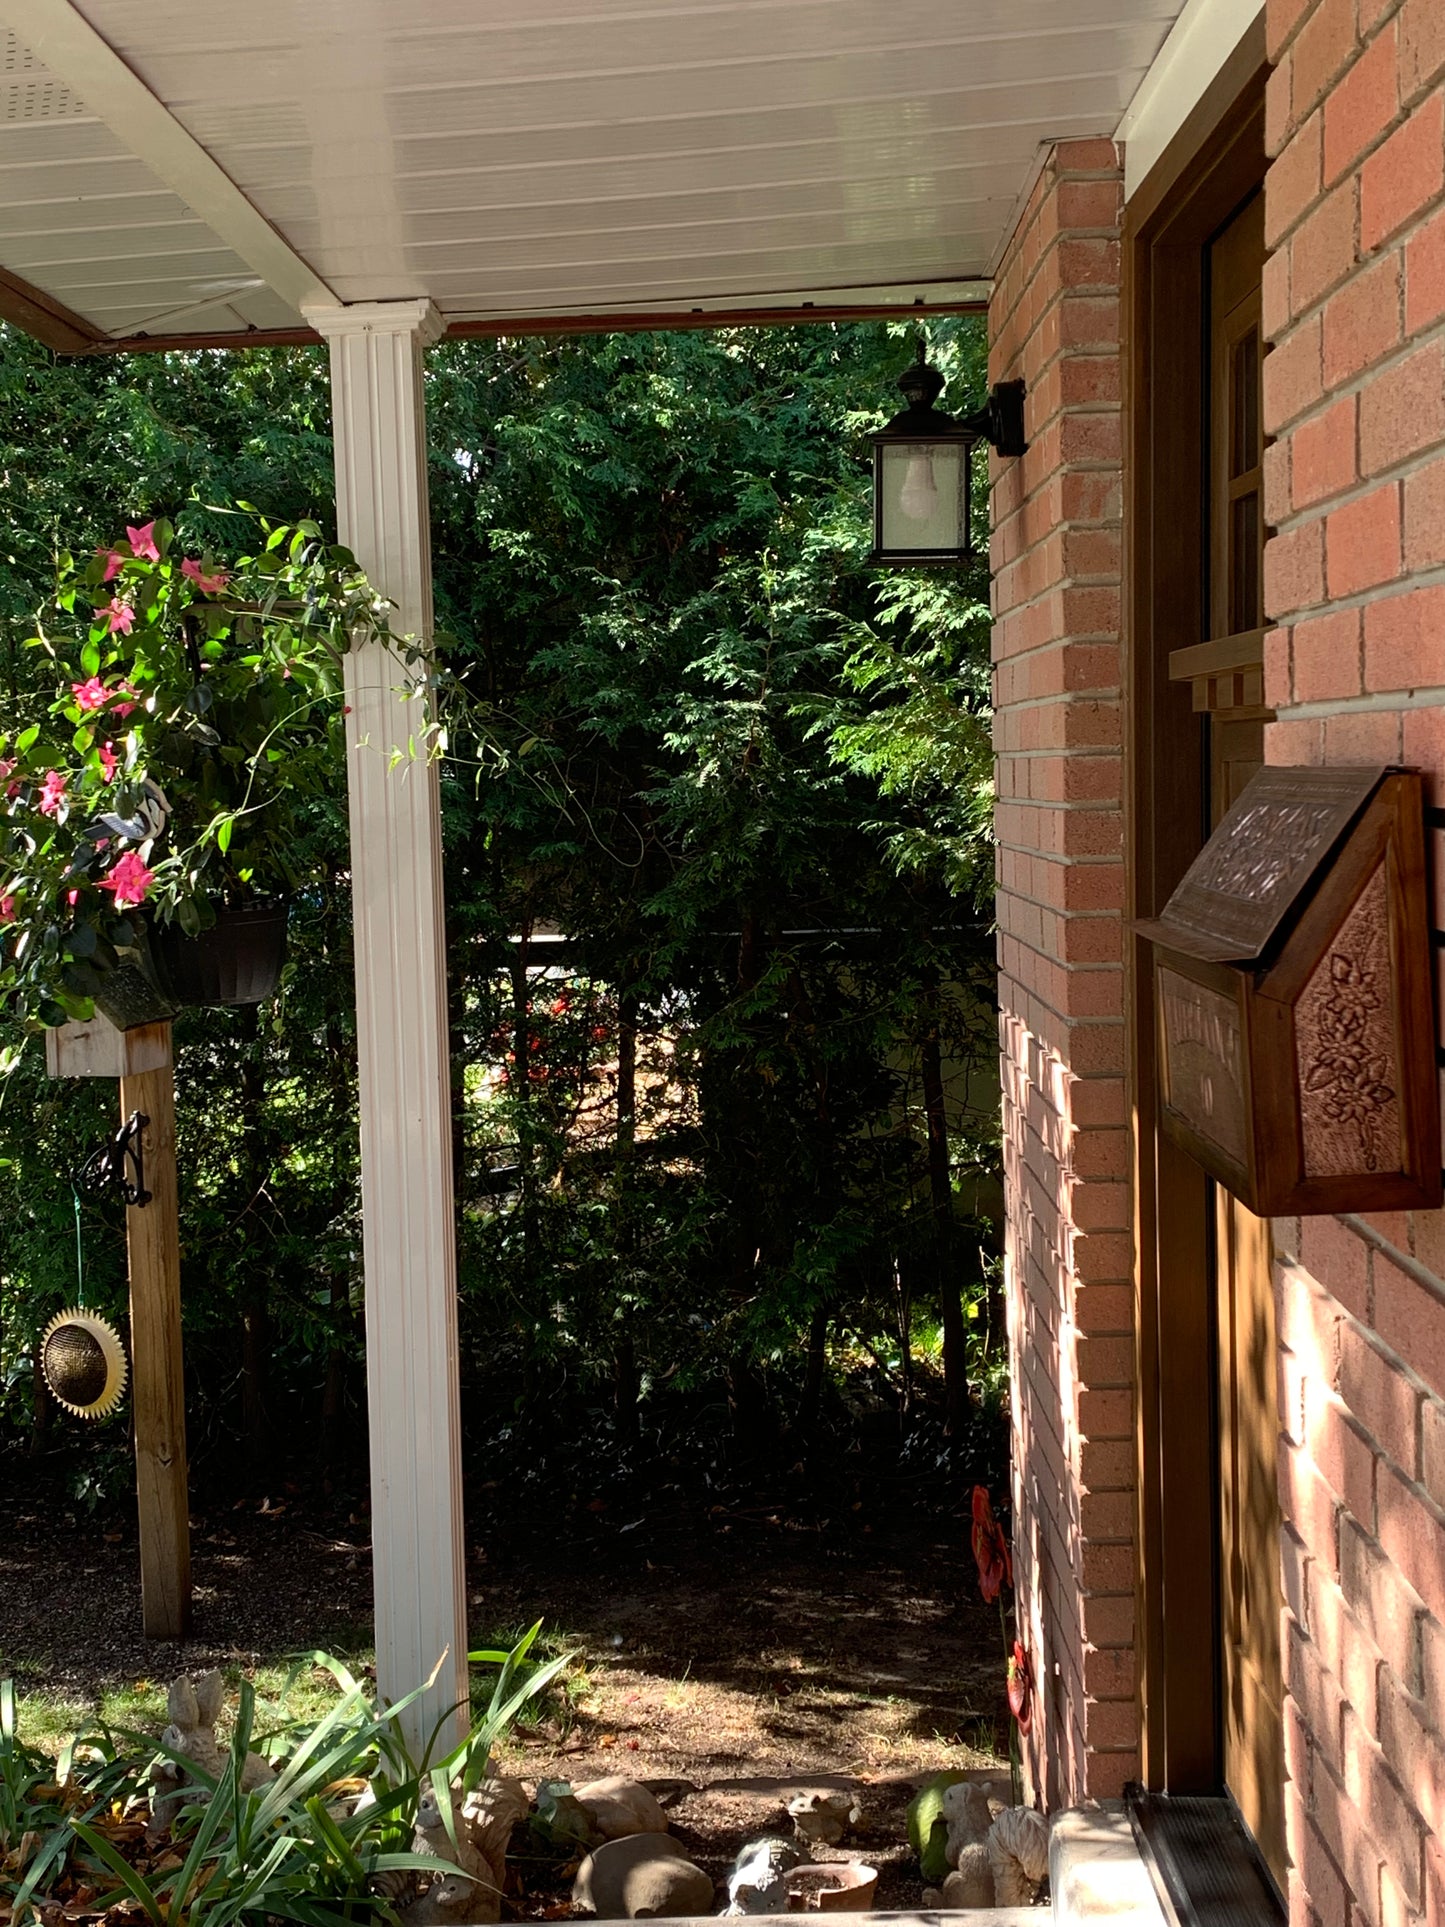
1137, 765, 1441, 1216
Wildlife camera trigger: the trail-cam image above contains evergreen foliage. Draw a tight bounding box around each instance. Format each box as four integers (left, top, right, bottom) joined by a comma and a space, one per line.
0, 316, 1001, 1514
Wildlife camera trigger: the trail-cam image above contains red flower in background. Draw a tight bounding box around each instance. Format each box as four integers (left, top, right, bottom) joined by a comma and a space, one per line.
971, 1485, 1013, 1602
181, 557, 229, 595
72, 676, 109, 712
126, 521, 160, 563
1007, 1640, 1034, 1735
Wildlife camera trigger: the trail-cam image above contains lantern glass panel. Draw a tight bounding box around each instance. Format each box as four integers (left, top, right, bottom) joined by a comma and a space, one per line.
876, 438, 969, 557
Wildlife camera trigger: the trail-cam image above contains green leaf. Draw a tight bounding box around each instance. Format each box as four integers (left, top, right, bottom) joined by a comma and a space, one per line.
906, 1771, 971, 1881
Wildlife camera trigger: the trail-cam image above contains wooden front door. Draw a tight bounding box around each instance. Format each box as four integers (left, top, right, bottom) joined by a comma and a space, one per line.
1193, 190, 1287, 1888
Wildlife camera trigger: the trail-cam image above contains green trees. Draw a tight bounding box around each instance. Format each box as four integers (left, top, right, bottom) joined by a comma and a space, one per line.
0, 315, 1000, 1500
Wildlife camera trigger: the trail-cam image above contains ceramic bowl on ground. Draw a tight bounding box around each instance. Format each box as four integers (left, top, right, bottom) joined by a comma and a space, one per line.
785, 1864, 878, 1912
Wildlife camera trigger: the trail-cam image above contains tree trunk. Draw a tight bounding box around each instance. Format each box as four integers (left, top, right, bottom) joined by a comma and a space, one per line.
237, 1010, 270, 1468
319, 1323, 347, 1481
615, 990, 638, 1152
613, 1329, 640, 1446
509, 932, 537, 1267
920, 975, 969, 1433
28, 1342, 51, 1458
894, 1255, 914, 1435
798, 1306, 829, 1436
449, 962, 469, 1215
612, 991, 640, 1441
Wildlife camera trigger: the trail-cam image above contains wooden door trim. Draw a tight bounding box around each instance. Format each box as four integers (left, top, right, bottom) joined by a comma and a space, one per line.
1124, 57, 1270, 1792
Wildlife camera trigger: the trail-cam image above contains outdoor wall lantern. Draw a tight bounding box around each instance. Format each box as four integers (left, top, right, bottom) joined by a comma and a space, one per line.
870, 344, 1027, 566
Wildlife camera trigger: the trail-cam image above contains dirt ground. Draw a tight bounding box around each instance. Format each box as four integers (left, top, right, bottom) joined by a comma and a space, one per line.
0, 1487, 1013, 1913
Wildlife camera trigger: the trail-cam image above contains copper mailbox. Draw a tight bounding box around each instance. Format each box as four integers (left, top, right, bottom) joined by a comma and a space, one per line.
1138, 766, 1441, 1217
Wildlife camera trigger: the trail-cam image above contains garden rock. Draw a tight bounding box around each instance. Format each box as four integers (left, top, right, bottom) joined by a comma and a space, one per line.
574, 1774, 671, 1840
941, 1779, 993, 1868
988, 1807, 1050, 1906
723, 1836, 801, 1914
150, 1671, 273, 1828
787, 1787, 861, 1846
574, 1832, 714, 1918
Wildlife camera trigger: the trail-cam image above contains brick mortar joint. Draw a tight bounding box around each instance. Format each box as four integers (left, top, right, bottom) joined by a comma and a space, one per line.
1267, 237, 1445, 378
1267, 318, 1445, 453
1268, 92, 1433, 258
1266, 558, 1445, 629
995, 467, 1123, 507
1281, 1248, 1442, 1436
989, 270, 1124, 364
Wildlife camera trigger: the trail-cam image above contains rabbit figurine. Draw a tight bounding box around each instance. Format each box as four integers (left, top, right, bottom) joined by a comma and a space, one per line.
150, 1670, 274, 1830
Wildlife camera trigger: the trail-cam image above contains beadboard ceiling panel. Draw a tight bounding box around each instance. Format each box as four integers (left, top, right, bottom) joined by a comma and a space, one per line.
0, 0, 1185, 345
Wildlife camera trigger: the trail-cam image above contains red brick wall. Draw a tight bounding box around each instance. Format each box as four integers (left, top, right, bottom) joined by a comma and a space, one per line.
1263, 0, 1445, 1918
988, 139, 1137, 1808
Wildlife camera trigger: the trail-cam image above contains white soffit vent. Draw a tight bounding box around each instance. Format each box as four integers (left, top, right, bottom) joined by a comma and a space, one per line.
1, 26, 83, 120
1115, 0, 1264, 199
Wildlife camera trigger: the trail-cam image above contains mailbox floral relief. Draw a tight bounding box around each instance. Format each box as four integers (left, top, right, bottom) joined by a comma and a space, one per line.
1139, 766, 1441, 1216
0, 511, 395, 1029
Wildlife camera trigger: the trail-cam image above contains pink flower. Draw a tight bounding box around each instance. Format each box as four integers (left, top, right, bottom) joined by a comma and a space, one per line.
126, 521, 160, 563
99, 548, 126, 582
181, 558, 229, 595
72, 675, 109, 712
98, 741, 119, 782
103, 599, 135, 636
67, 888, 80, 908
0, 894, 14, 922
97, 851, 155, 908
37, 771, 67, 818
0, 757, 14, 800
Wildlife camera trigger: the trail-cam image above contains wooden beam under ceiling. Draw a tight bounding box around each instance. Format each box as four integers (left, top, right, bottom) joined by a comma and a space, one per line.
0, 265, 105, 356
97, 295, 987, 357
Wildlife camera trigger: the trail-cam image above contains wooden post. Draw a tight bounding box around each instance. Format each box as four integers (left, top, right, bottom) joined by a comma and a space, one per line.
119, 1022, 191, 1640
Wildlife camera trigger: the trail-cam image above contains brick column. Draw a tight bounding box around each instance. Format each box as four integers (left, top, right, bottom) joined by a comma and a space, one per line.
989, 140, 1135, 1806
1262, 1, 1445, 1920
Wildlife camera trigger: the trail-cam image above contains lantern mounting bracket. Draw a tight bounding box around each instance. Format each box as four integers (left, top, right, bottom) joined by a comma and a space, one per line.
958, 380, 1028, 459
77, 1109, 152, 1209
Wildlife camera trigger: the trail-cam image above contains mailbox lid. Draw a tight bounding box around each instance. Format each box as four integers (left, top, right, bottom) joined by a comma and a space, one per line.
1135, 764, 1386, 965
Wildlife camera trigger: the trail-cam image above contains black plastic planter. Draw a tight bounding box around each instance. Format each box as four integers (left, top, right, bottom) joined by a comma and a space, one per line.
154, 901, 289, 1009
90, 901, 288, 1029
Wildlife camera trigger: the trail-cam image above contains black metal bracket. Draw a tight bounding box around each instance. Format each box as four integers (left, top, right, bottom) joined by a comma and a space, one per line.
959, 379, 1029, 458
77, 1110, 152, 1209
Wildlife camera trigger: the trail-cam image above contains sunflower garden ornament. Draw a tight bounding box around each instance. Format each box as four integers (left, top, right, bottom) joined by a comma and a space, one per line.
40, 1306, 128, 1419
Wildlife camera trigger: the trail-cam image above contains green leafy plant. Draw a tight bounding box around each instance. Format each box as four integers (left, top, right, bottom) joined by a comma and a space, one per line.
71, 1678, 435, 1927
0, 509, 394, 1027
1, 1627, 574, 1927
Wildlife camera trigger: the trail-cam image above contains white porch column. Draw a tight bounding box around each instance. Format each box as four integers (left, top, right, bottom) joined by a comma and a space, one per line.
304, 297, 468, 1757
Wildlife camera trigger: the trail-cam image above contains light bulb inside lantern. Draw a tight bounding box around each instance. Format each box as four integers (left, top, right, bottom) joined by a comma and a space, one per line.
898, 450, 939, 522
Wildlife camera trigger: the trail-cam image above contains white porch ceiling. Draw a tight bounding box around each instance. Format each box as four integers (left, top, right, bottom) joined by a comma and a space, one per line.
0, 0, 1185, 350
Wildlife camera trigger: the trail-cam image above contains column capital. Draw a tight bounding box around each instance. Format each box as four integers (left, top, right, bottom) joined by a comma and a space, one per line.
302, 296, 444, 346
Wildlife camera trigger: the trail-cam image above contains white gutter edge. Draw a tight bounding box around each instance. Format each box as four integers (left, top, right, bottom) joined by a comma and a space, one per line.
0, 0, 337, 318
1115, 0, 1266, 201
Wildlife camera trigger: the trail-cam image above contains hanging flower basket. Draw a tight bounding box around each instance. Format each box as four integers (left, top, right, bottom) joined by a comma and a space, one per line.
0, 510, 397, 1033
154, 900, 288, 1009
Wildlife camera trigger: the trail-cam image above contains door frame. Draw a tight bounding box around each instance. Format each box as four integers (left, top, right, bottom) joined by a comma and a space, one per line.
1123, 23, 1270, 1793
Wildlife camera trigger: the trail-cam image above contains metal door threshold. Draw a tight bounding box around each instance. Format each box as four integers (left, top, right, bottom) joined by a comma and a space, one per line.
1124, 1789, 1284, 1927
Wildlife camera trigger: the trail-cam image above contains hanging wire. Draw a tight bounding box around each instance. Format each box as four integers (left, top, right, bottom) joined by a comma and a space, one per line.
72, 1184, 85, 1306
